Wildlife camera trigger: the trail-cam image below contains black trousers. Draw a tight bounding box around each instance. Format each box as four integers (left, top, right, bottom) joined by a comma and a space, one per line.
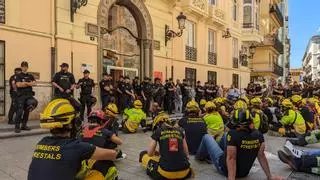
143, 97, 151, 116
14, 95, 34, 129
182, 96, 190, 113
101, 95, 110, 110
8, 94, 16, 123
79, 95, 93, 121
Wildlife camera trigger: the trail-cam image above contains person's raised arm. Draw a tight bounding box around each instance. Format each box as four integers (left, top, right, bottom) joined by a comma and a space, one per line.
90, 146, 117, 161
227, 146, 237, 180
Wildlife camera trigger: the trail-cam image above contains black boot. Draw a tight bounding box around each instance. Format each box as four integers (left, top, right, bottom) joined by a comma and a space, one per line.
21, 125, 31, 131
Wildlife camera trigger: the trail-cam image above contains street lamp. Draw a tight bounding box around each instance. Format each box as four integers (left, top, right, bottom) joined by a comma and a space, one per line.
249, 44, 256, 58
165, 12, 187, 46
70, 0, 88, 22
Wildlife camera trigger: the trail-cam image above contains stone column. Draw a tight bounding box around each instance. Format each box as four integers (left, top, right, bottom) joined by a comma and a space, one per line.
143, 40, 151, 77
140, 39, 145, 78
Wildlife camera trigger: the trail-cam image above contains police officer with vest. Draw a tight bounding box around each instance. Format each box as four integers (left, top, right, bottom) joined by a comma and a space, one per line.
8, 68, 22, 125
14, 61, 38, 133
52, 63, 81, 112
77, 70, 96, 121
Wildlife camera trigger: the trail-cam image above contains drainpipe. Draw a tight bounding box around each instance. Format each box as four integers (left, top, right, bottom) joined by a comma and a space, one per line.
50, 0, 57, 98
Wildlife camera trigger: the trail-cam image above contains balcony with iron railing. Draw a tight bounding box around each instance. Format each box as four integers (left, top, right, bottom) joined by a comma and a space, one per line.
233, 57, 239, 68
263, 35, 284, 54
240, 55, 248, 67
274, 63, 284, 76
185, 46, 197, 61
181, 0, 209, 17
270, 4, 284, 26
208, 52, 217, 65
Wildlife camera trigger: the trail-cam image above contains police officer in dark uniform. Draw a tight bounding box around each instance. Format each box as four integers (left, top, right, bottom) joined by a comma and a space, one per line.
99, 73, 114, 109
116, 76, 125, 113
77, 70, 95, 121
123, 76, 135, 109
52, 63, 80, 112
8, 68, 22, 125
195, 81, 204, 104
164, 78, 175, 114
133, 77, 142, 99
14, 61, 37, 133
181, 79, 191, 112
152, 78, 164, 108
141, 77, 151, 116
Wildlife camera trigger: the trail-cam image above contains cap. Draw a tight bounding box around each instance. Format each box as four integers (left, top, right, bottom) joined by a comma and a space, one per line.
60, 63, 69, 68
83, 70, 90, 74
14, 67, 22, 72
21, 61, 29, 67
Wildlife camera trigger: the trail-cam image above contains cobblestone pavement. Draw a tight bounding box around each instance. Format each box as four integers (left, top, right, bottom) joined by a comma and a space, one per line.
0, 131, 319, 180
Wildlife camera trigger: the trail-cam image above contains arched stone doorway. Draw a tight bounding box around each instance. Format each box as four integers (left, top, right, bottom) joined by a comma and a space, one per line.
97, 0, 153, 80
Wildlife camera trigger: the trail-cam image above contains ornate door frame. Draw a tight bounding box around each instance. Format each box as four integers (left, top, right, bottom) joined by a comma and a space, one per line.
97, 0, 154, 79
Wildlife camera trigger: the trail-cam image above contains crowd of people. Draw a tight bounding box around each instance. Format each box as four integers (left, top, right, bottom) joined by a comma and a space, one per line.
8, 61, 320, 179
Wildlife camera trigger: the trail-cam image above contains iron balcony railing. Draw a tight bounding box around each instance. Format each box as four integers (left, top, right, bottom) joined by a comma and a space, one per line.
185, 46, 197, 61
270, 4, 284, 26
208, 52, 217, 65
274, 37, 284, 54
233, 57, 239, 68
274, 63, 284, 76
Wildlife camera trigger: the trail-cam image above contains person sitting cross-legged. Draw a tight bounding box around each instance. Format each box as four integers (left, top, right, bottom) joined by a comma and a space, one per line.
139, 113, 193, 180
195, 108, 283, 180
122, 100, 147, 133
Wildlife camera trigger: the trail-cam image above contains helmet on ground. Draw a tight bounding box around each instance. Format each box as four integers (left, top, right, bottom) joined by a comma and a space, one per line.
200, 99, 207, 106
281, 99, 293, 109
152, 112, 170, 131
266, 98, 274, 105
88, 110, 106, 123
105, 103, 119, 117
291, 95, 302, 104
234, 100, 247, 110
251, 97, 262, 106
186, 100, 200, 112
232, 109, 252, 126
26, 97, 38, 112
205, 101, 216, 110
40, 99, 76, 129
133, 100, 143, 109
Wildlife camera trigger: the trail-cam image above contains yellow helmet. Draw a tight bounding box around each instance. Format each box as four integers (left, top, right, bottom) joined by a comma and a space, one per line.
200, 99, 207, 106
266, 98, 274, 105
301, 98, 307, 106
133, 100, 143, 109
308, 98, 318, 105
186, 100, 200, 112
213, 97, 223, 105
281, 99, 293, 108
105, 103, 119, 117
234, 100, 247, 110
40, 99, 76, 129
251, 97, 262, 106
291, 95, 302, 104
205, 101, 216, 110
152, 112, 170, 131
240, 96, 250, 105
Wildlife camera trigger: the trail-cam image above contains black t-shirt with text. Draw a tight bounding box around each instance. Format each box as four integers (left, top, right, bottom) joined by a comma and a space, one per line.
15, 72, 35, 95
78, 77, 95, 96
178, 116, 207, 154
151, 125, 190, 172
52, 71, 75, 96
28, 136, 96, 180
221, 129, 264, 178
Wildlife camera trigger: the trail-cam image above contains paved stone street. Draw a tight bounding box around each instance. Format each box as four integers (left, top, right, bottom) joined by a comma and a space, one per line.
0, 130, 319, 180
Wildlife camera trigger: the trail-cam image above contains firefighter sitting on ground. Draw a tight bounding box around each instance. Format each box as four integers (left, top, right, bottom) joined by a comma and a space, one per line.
77, 110, 123, 180
203, 101, 225, 142
27, 99, 117, 180
250, 97, 269, 134
122, 100, 147, 133
139, 113, 193, 180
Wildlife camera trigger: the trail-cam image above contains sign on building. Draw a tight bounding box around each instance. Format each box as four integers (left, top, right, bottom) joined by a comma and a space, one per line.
0, 0, 5, 23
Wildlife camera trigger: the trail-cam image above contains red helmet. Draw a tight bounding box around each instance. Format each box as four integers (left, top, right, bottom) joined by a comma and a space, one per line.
88, 110, 106, 122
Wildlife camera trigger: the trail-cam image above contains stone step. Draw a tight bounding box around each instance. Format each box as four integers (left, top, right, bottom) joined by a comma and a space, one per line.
0, 128, 49, 139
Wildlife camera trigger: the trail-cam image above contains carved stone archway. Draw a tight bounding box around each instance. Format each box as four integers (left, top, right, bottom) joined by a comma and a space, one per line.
97, 0, 154, 78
